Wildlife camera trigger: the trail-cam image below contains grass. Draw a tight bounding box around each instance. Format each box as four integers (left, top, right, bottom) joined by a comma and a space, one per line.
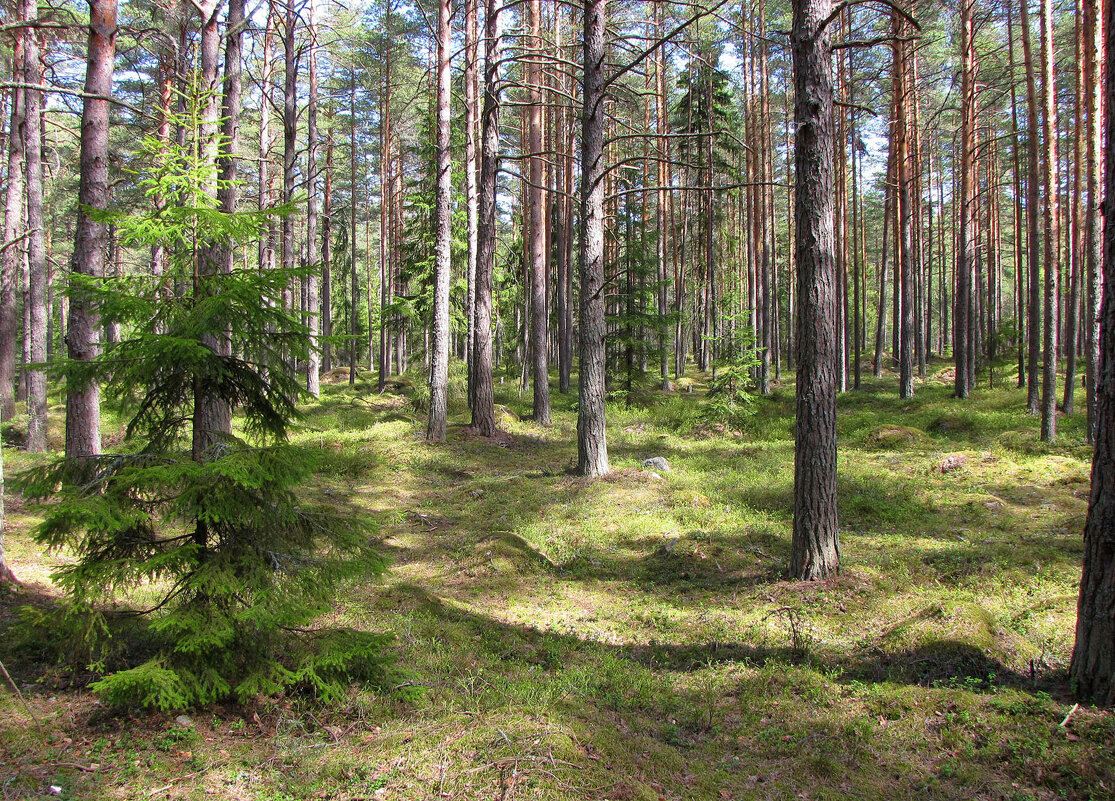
1, 361, 1111, 801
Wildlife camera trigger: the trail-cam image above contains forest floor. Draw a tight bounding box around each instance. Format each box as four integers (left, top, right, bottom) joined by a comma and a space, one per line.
1, 363, 1113, 801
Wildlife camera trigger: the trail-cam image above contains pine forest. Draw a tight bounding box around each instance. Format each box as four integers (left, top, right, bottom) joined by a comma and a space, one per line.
2, 0, 1115, 797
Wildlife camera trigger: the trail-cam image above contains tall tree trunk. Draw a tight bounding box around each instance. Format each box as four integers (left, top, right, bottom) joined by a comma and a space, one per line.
24, 0, 47, 454
873, 150, 893, 377
1008, 1, 1025, 389
0, 26, 26, 423
259, 9, 275, 278
377, 8, 393, 392
0, 433, 12, 584
426, 0, 452, 442
1070, 0, 1115, 704
527, 0, 550, 423
790, 0, 839, 580
322, 125, 333, 373
955, 0, 975, 399
350, 72, 359, 385
1084, 0, 1103, 441
191, 0, 229, 478
656, 3, 670, 390
1063, 9, 1084, 413
1039, 0, 1060, 442
471, 0, 500, 436
895, 11, 914, 399
65, 0, 117, 458
306, 0, 321, 398
464, 0, 479, 403
281, 0, 297, 378
1021, 0, 1042, 414
576, 0, 609, 478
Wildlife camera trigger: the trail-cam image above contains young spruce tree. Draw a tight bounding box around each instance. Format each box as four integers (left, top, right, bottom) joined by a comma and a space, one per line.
18, 92, 390, 711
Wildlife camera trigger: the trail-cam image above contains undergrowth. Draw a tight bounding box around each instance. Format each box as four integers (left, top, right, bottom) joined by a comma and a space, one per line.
0, 362, 1108, 801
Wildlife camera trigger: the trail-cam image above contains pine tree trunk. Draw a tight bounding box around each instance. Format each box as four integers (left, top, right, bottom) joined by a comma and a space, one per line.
322, 126, 334, 373
1008, 2, 1025, 389
24, 0, 47, 454
378, 32, 392, 391
1039, 0, 1060, 442
1070, 0, 1115, 703
471, 0, 500, 436
426, 0, 452, 442
0, 433, 13, 584
259, 11, 276, 280
464, 0, 479, 403
955, 0, 975, 399
576, 0, 609, 478
1021, 0, 1042, 414
65, 0, 116, 458
790, 0, 839, 581
873, 151, 893, 378
350, 74, 360, 385
1084, 0, 1103, 442
281, 0, 297, 378
0, 31, 25, 423
528, 0, 550, 423
191, 0, 230, 473
306, 0, 321, 398
655, 4, 670, 390
1062, 9, 1084, 413
895, 13, 914, 399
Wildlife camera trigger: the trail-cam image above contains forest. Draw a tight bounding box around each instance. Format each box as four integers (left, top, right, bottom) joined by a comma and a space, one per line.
1, 0, 1115, 796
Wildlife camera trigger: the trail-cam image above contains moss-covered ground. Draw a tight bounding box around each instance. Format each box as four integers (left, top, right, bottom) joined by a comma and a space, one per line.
1, 364, 1111, 800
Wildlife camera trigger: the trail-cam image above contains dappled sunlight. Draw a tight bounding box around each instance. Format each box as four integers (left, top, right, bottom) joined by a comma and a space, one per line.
1, 370, 1110, 800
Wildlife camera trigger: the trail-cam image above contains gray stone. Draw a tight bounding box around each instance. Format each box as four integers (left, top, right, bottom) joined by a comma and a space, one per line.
938, 454, 968, 473
658, 536, 680, 555
174, 715, 194, 728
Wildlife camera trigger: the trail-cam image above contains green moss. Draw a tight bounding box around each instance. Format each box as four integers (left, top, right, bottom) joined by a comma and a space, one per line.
0, 362, 1108, 800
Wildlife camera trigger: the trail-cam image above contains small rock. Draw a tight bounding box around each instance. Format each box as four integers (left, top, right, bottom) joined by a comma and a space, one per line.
647, 471, 665, 482
642, 456, 671, 472
939, 454, 968, 473
174, 715, 194, 728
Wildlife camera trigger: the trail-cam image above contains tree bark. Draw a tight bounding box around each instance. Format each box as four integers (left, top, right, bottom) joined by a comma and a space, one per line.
0, 24, 25, 423
790, 0, 839, 581
24, 0, 47, 454
1070, 0, 1115, 704
1039, 0, 1060, 442
306, 0, 321, 398
426, 0, 452, 442
1084, 0, 1103, 442
955, 0, 975, 399
464, 0, 479, 403
576, 0, 609, 478
894, 11, 914, 399
65, 0, 117, 458
322, 125, 334, 373
527, 0, 550, 424
191, 0, 229, 471
1021, 0, 1042, 415
280, 0, 297, 377
0, 433, 13, 584
471, 0, 500, 436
